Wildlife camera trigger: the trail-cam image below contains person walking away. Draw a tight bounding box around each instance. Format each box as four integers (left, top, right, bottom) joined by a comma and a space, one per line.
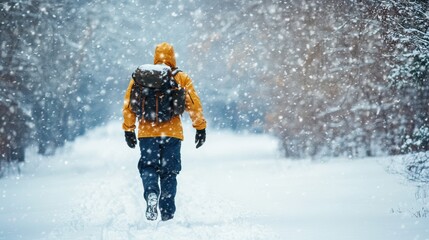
122, 42, 206, 221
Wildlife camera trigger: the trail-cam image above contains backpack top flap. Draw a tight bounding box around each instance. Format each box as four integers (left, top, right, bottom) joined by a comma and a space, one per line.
132, 64, 171, 88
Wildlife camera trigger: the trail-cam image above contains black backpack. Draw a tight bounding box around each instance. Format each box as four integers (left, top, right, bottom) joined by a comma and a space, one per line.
129, 64, 185, 122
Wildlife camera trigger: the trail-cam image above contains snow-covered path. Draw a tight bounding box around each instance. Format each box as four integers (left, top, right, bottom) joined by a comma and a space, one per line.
1, 121, 428, 240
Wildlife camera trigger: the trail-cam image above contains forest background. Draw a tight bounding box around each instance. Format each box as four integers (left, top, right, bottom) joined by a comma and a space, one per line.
1, 0, 428, 179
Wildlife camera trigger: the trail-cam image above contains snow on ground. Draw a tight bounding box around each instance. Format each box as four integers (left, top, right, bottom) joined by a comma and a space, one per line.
1, 121, 429, 240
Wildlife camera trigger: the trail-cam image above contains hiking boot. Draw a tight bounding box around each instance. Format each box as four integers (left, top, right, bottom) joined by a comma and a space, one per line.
161, 214, 174, 221
146, 193, 158, 221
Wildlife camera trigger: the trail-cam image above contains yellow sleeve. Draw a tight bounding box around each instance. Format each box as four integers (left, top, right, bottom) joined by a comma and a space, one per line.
177, 72, 207, 130
122, 79, 137, 132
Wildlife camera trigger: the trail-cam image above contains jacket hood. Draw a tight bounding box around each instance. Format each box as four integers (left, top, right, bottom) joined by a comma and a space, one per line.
154, 42, 176, 69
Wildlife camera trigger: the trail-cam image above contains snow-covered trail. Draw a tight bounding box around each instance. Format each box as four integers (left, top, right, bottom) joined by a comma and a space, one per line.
1, 121, 428, 240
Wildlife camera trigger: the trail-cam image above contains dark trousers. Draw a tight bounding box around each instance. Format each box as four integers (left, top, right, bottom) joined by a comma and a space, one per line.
138, 137, 181, 218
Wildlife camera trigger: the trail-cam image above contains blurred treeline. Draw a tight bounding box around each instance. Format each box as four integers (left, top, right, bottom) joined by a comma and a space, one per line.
1, 0, 428, 175
190, 0, 429, 158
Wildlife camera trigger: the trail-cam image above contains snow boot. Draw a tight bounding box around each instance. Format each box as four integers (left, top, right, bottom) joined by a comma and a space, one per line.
161, 214, 174, 221
146, 193, 158, 221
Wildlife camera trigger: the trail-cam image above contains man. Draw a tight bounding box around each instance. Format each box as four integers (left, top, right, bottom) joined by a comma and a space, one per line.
122, 42, 207, 221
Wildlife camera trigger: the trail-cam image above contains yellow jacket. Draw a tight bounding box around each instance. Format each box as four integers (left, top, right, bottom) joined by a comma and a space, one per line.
122, 42, 206, 140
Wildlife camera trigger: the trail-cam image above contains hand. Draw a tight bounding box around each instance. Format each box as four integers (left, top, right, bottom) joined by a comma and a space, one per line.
195, 129, 206, 149
125, 131, 137, 148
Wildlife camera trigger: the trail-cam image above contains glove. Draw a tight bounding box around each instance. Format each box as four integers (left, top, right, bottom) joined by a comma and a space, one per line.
125, 131, 137, 148
195, 129, 206, 149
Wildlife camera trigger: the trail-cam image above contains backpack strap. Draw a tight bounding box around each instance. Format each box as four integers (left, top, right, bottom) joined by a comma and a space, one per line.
171, 69, 182, 88
171, 68, 182, 77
